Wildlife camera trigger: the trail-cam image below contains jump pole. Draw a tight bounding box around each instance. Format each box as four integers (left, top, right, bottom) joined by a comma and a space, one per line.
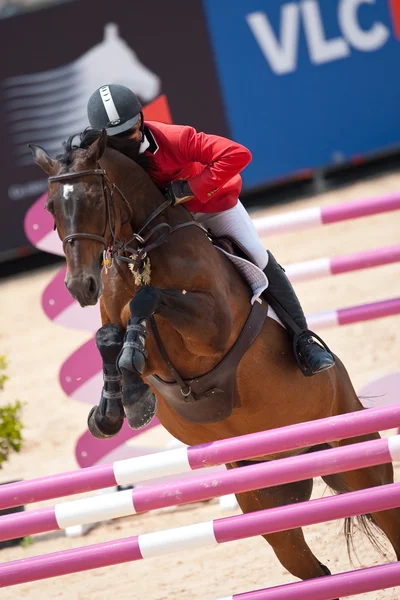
308, 297, 400, 329
213, 562, 400, 600
286, 244, 400, 283
1, 481, 400, 588
2, 404, 400, 511
253, 192, 400, 236
1, 435, 400, 542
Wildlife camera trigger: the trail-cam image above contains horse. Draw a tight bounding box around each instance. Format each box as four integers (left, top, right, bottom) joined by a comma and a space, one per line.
29, 129, 400, 591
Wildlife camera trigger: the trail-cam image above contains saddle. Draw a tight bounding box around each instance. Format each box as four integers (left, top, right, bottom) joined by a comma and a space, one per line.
147, 235, 267, 424
212, 235, 254, 262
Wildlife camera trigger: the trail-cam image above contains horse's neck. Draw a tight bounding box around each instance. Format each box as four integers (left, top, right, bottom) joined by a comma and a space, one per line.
101, 148, 186, 233
101, 148, 204, 292
100, 149, 244, 299
101, 149, 161, 229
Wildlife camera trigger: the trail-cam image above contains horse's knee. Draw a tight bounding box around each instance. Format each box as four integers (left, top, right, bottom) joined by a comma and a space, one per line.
96, 323, 124, 361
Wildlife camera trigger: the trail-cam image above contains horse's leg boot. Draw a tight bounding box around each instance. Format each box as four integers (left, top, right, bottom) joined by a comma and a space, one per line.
119, 372, 157, 430
88, 324, 125, 439
118, 317, 157, 429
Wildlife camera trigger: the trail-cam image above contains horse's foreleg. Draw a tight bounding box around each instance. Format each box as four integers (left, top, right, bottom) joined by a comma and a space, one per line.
117, 287, 161, 430
117, 285, 231, 430
87, 324, 125, 438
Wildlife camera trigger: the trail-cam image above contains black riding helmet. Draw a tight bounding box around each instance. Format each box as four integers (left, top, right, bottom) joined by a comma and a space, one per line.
87, 84, 143, 137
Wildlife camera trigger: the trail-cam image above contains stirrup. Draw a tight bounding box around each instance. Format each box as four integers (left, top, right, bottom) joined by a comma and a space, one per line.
292, 330, 334, 377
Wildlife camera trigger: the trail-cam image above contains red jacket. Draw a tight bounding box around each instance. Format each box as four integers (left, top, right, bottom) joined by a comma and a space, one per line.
143, 121, 252, 213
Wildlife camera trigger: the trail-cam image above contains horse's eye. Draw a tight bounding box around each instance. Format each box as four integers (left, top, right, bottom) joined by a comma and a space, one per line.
94, 195, 104, 207
87, 186, 102, 207
45, 201, 54, 215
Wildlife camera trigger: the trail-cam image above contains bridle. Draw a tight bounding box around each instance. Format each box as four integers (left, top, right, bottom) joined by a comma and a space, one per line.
49, 169, 122, 252
48, 168, 205, 274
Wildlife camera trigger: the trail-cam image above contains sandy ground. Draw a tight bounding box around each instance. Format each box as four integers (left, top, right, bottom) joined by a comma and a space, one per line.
0, 172, 400, 600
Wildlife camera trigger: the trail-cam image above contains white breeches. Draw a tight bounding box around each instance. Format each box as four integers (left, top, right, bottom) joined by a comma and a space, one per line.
192, 201, 268, 270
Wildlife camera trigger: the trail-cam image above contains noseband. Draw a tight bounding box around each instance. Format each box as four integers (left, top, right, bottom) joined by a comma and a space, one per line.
48, 168, 204, 274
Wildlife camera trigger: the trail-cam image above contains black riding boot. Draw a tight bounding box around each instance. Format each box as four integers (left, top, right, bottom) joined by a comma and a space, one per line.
263, 250, 335, 376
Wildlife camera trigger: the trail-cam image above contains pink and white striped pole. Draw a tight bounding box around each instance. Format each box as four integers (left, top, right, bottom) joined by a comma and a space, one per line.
286, 245, 400, 283
253, 192, 400, 236
2, 404, 400, 511
1, 436, 400, 542
308, 297, 400, 330
25, 192, 400, 256
1, 482, 400, 588
213, 562, 400, 600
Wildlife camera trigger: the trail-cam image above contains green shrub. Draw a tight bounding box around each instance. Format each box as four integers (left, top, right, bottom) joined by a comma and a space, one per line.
0, 356, 24, 468
0, 355, 8, 390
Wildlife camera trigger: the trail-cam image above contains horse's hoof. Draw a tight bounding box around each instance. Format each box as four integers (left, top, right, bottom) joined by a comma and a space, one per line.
318, 562, 338, 598
319, 563, 332, 576
87, 405, 124, 439
123, 388, 157, 430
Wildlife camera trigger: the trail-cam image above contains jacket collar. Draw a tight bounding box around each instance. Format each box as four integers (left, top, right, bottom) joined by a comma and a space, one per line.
139, 125, 159, 155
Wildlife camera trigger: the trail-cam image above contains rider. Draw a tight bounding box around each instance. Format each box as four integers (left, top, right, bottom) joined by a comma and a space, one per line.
87, 84, 335, 377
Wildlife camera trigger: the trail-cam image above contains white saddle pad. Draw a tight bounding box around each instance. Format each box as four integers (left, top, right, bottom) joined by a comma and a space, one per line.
216, 247, 283, 326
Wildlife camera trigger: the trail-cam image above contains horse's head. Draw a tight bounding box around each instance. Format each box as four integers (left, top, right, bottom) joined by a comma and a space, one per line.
30, 130, 128, 307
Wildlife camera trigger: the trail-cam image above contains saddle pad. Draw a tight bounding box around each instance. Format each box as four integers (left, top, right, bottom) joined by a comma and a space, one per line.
216, 246, 283, 327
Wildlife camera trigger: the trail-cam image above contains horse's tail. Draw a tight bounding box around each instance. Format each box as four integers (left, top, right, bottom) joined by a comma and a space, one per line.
327, 486, 389, 564
343, 513, 388, 564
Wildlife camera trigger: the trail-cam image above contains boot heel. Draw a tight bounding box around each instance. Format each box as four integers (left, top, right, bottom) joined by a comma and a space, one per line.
295, 332, 335, 377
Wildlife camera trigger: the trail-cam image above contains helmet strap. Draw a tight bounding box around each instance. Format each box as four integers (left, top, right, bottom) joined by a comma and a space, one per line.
139, 111, 145, 141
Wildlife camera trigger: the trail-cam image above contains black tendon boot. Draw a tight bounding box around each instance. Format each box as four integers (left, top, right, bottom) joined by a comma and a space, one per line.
263, 251, 335, 376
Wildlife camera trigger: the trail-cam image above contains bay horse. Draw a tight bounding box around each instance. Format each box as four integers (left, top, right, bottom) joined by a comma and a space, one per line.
30, 129, 400, 590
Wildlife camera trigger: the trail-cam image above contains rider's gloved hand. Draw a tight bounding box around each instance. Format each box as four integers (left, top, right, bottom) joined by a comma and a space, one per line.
165, 180, 195, 205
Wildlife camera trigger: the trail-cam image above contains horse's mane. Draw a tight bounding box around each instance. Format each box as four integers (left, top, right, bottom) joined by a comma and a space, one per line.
57, 128, 149, 170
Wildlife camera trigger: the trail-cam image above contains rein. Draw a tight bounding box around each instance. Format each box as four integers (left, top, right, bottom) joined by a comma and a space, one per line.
48, 168, 205, 277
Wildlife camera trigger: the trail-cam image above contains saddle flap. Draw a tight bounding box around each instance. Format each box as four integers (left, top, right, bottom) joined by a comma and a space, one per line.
212, 235, 258, 265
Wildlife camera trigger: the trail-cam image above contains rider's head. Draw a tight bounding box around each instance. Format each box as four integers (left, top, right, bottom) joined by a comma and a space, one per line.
87, 84, 143, 142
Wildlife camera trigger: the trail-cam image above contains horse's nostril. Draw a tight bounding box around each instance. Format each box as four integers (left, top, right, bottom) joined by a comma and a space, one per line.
87, 276, 97, 296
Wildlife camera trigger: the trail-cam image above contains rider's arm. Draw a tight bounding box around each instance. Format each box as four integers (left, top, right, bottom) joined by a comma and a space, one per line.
178, 126, 252, 203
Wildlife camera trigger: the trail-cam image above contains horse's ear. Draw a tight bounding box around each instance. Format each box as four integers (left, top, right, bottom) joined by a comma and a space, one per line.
86, 129, 107, 163
28, 144, 59, 175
